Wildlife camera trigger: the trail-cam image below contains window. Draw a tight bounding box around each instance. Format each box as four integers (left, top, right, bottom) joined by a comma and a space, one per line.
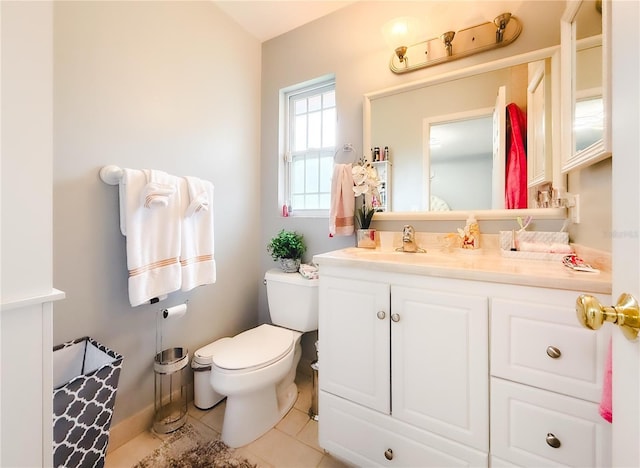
284, 79, 336, 215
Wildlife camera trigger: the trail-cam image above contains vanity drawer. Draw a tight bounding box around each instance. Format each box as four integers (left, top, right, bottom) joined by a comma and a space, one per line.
491, 378, 611, 467
491, 297, 610, 402
319, 391, 487, 467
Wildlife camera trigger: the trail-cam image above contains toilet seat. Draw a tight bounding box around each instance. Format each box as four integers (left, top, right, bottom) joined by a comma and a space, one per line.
211, 324, 294, 372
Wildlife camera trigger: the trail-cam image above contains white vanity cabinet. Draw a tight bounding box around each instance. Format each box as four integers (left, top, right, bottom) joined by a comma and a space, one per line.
318, 267, 489, 467
315, 255, 613, 468
490, 295, 612, 467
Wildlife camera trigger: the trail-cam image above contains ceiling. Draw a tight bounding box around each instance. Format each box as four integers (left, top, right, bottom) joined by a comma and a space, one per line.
213, 1, 357, 42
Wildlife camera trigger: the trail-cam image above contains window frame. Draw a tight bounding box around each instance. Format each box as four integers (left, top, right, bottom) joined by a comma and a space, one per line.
281, 77, 336, 218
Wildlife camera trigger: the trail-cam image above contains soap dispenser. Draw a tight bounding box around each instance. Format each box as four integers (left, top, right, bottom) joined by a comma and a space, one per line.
463, 214, 481, 249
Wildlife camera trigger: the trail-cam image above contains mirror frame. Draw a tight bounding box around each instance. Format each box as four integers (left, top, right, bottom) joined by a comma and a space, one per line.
364, 46, 566, 221
560, 0, 612, 173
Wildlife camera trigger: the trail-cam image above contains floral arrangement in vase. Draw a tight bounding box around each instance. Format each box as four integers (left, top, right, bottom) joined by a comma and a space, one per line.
352, 160, 381, 247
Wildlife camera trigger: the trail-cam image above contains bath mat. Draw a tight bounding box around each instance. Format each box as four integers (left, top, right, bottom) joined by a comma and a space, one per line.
133, 423, 256, 468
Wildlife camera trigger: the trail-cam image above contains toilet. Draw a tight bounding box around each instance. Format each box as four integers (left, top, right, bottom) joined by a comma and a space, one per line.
192, 268, 318, 448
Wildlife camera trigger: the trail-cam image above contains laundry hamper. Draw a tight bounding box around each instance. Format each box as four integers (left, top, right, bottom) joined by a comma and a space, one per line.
52, 336, 123, 468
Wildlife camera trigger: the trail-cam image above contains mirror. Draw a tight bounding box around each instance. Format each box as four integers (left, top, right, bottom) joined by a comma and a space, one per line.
364, 47, 565, 220
561, 0, 611, 172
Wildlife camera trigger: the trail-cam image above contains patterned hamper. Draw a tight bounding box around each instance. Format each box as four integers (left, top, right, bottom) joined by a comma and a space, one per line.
53, 337, 123, 468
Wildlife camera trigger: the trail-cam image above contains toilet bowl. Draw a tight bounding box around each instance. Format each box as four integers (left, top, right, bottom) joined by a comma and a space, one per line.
194, 269, 318, 448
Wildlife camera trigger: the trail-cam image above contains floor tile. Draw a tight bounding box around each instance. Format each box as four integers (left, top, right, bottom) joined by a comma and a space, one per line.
296, 419, 322, 452
199, 399, 226, 432
243, 428, 324, 468
104, 430, 162, 468
276, 407, 311, 437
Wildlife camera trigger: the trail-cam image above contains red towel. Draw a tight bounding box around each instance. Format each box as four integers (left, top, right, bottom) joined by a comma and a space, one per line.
505, 103, 527, 209
599, 338, 612, 423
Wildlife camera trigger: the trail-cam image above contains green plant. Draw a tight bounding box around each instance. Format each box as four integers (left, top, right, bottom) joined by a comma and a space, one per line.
267, 230, 306, 261
355, 204, 376, 229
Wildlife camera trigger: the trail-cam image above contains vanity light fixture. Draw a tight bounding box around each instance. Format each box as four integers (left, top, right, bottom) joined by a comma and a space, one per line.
384, 12, 522, 74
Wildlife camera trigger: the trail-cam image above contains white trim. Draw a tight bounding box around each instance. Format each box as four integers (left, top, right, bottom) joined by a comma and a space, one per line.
1, 289, 66, 312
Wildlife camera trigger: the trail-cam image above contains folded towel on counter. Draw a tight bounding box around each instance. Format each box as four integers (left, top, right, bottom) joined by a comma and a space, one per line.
120, 169, 182, 306
329, 164, 355, 237
180, 176, 216, 291
599, 338, 612, 423
298, 263, 319, 280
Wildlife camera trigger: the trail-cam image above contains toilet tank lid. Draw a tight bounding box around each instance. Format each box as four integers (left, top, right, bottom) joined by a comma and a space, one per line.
265, 268, 318, 286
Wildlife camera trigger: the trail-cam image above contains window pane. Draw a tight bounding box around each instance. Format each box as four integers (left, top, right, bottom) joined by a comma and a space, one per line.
294, 99, 307, 115
308, 95, 321, 112
294, 115, 307, 151
292, 158, 305, 193
292, 194, 304, 210
322, 108, 336, 147
306, 155, 319, 193
305, 194, 320, 209
319, 193, 331, 208
323, 90, 335, 108
320, 154, 333, 192
308, 111, 321, 148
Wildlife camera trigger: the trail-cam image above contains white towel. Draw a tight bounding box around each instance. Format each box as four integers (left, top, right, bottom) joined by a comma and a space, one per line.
120, 169, 182, 306
180, 176, 216, 292
329, 163, 355, 237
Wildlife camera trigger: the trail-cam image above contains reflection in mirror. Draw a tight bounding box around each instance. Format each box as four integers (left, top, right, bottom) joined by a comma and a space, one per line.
426, 113, 493, 211
369, 51, 556, 213
575, 38, 603, 152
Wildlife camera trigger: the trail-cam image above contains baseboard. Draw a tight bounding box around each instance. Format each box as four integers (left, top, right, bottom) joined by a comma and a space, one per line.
107, 382, 195, 453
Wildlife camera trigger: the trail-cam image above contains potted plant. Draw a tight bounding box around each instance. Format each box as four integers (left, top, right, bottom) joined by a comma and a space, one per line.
352, 162, 381, 248
267, 229, 307, 272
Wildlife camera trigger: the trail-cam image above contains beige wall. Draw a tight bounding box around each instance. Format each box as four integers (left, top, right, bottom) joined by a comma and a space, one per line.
52, 1, 261, 427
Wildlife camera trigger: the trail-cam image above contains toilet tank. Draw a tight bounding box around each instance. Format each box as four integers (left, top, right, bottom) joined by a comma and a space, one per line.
265, 268, 318, 332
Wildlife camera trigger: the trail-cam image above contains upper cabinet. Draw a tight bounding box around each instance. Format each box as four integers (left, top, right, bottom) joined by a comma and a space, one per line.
561, 0, 612, 173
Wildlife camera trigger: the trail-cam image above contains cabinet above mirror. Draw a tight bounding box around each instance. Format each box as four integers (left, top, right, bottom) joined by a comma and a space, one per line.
364, 47, 566, 221
561, 0, 611, 173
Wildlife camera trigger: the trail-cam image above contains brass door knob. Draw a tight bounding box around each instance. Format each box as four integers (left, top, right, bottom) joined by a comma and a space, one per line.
576, 293, 640, 341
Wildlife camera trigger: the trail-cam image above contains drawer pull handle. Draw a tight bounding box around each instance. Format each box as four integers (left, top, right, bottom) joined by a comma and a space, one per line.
391, 313, 400, 322
377, 311, 386, 320
384, 448, 394, 460
546, 346, 562, 359
546, 433, 561, 448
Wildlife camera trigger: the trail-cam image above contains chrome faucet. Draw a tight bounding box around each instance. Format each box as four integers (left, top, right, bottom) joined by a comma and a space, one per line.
397, 224, 426, 253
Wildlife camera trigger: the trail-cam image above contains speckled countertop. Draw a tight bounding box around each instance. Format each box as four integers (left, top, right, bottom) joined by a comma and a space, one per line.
313, 232, 612, 295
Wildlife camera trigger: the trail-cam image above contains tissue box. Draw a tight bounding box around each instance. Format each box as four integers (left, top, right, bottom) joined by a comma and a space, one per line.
499, 231, 571, 261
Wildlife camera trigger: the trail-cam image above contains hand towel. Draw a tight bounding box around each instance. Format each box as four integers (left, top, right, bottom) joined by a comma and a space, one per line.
599, 337, 612, 423
329, 163, 355, 237
180, 176, 216, 291
120, 169, 182, 306
505, 103, 528, 209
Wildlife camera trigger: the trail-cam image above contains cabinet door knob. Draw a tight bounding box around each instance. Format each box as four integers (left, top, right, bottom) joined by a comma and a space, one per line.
384, 448, 394, 460
546, 433, 561, 448
546, 346, 562, 359
377, 311, 386, 320
391, 313, 400, 322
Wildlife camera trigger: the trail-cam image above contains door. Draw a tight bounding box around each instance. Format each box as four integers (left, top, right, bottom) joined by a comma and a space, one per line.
391, 286, 489, 452
611, 1, 640, 466
492, 86, 506, 209
318, 275, 390, 413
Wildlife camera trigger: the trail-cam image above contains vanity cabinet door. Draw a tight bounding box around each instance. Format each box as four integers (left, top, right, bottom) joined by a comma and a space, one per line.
390, 286, 489, 452
319, 275, 390, 413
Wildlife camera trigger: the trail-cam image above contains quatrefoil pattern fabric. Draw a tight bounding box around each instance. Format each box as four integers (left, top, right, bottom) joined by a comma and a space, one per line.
53, 337, 123, 468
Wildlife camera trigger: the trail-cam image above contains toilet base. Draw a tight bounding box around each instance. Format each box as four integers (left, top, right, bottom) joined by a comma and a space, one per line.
220, 381, 298, 448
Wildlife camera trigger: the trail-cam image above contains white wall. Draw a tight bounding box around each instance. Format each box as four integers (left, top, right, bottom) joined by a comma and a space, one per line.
52, 0, 262, 430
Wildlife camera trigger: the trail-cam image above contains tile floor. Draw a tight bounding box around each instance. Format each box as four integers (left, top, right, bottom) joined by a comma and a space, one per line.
105, 372, 352, 468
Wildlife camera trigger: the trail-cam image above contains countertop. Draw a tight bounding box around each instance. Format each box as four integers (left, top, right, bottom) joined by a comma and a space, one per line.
313, 234, 612, 295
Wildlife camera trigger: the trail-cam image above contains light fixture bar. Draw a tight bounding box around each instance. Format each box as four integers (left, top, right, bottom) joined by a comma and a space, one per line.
389, 13, 522, 74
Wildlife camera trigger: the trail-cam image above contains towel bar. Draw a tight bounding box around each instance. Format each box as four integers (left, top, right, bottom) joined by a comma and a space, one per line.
100, 165, 124, 185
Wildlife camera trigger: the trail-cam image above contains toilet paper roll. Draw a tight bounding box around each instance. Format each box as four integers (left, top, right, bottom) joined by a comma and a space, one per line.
162, 303, 187, 319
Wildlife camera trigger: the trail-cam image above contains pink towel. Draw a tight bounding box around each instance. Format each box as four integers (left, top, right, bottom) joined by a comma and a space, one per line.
505, 103, 528, 209
329, 164, 355, 237
599, 338, 612, 423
